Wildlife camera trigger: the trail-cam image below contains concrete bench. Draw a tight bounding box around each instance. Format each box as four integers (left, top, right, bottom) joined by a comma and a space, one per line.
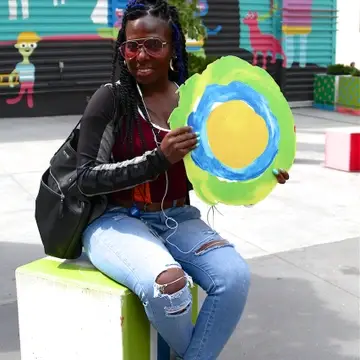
325, 127, 360, 172
15, 255, 199, 360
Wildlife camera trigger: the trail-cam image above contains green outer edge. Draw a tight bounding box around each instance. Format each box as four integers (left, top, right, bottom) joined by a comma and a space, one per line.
122, 292, 150, 360
16, 257, 127, 294
169, 55, 296, 206
191, 285, 199, 324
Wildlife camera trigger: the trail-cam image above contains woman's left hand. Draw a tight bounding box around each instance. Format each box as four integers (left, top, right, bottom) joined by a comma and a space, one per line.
273, 168, 289, 184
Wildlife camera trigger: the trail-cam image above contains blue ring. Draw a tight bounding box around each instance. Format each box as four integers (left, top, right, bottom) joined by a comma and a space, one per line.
187, 81, 280, 181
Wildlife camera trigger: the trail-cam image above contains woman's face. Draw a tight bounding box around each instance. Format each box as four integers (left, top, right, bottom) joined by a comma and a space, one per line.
123, 14, 173, 85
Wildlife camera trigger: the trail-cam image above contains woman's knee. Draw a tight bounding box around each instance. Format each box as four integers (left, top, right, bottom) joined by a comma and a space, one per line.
230, 253, 250, 291
232, 256, 251, 295
155, 267, 188, 295
210, 247, 251, 298
148, 266, 193, 317
215, 254, 251, 320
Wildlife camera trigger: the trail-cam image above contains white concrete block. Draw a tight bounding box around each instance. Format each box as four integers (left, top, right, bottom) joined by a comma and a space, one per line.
325, 127, 360, 172
15, 256, 199, 360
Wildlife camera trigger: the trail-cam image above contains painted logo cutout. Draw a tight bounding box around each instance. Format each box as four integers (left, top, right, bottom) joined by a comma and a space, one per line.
169, 55, 296, 206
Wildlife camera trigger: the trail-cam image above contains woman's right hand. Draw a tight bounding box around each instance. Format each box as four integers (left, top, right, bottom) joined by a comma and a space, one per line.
160, 126, 198, 164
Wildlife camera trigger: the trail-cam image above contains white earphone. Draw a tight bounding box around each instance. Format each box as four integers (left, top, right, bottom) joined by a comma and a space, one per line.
136, 83, 180, 243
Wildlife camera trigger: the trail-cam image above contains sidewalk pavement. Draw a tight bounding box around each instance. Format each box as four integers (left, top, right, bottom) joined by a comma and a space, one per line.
0, 107, 359, 359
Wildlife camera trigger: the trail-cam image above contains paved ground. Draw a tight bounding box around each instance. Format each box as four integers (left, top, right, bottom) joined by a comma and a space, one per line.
0, 107, 359, 359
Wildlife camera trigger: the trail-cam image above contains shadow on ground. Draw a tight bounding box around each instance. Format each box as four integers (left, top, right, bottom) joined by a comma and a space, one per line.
292, 111, 360, 127
294, 158, 323, 166
220, 275, 359, 360
211, 253, 359, 360
1, 242, 359, 360
296, 142, 324, 153
0, 242, 44, 359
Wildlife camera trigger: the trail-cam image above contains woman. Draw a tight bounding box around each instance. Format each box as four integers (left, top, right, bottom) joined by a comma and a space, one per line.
76, 0, 290, 358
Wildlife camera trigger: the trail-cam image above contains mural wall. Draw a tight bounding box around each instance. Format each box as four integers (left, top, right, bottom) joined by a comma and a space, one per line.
0, 0, 337, 117
238, 0, 336, 69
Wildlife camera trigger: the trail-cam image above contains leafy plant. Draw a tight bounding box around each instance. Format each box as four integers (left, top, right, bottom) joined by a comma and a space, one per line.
165, 1, 217, 77
188, 53, 218, 76
167, 0, 206, 40
327, 64, 355, 76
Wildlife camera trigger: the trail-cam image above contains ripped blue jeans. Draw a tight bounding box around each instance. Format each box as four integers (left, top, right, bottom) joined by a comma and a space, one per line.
83, 204, 250, 360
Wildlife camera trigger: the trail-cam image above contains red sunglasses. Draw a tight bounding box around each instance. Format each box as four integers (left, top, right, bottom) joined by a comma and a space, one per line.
120, 37, 168, 60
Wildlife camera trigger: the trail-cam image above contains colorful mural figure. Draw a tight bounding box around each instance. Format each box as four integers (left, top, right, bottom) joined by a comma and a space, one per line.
114, 8, 124, 28
242, 11, 286, 69
240, 0, 332, 69
197, 0, 221, 36
6, 32, 41, 109
91, 0, 109, 24
8, 0, 29, 20
185, 0, 223, 55
282, 0, 313, 67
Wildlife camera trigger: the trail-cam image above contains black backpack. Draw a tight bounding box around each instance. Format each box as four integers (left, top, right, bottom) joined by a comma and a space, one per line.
34, 118, 93, 259
35, 84, 119, 259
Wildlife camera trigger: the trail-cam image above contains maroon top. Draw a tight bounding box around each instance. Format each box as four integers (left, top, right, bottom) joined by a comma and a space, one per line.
110, 115, 188, 204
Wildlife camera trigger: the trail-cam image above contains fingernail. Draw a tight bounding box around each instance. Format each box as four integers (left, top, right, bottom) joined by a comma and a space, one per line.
196, 142, 200, 148
195, 131, 200, 136
272, 169, 279, 176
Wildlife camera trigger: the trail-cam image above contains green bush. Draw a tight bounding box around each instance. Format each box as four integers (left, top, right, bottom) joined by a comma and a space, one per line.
327, 63, 360, 76
326, 64, 354, 75
188, 53, 218, 77
167, 0, 206, 40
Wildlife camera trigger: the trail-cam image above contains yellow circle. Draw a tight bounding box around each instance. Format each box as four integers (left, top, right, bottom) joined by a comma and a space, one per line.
206, 100, 269, 168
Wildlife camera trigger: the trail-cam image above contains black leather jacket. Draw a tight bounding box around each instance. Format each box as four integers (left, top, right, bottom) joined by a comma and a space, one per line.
76, 83, 191, 223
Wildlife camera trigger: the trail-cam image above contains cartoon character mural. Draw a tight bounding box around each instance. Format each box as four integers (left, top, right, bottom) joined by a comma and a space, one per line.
282, 0, 313, 67
240, 0, 319, 69
188, 0, 223, 54
242, 10, 286, 69
197, 0, 221, 36
114, 8, 124, 28
1, 0, 106, 111
8, 0, 29, 20
6, 32, 41, 109
91, 0, 109, 24
0, 0, 333, 115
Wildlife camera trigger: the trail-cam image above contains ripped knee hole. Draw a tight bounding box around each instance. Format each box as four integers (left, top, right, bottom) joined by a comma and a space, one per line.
155, 268, 187, 295
166, 301, 191, 316
195, 239, 230, 255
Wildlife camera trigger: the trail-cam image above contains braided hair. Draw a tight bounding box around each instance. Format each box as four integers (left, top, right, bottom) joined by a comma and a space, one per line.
110, 0, 189, 154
